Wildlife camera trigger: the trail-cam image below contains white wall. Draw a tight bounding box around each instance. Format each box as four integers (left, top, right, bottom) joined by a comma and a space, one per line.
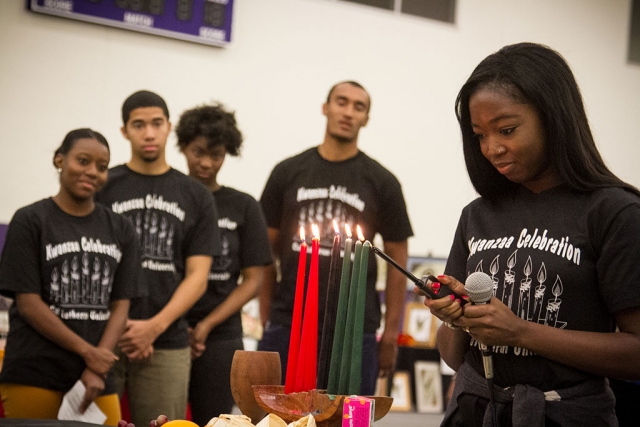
1, 0, 639, 258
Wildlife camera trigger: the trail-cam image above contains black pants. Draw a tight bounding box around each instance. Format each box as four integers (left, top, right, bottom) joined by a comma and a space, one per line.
609, 378, 640, 427
188, 336, 244, 427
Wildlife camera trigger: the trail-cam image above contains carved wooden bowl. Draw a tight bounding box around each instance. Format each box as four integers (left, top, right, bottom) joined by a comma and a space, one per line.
252, 385, 393, 427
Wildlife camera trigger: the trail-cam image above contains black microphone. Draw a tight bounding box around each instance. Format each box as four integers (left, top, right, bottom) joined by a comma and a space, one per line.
464, 272, 495, 382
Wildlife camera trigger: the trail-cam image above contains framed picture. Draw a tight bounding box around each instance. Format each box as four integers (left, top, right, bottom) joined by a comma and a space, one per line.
28, 0, 235, 47
406, 256, 447, 290
374, 236, 387, 291
389, 371, 412, 411
374, 376, 389, 397
414, 361, 443, 413
403, 302, 438, 348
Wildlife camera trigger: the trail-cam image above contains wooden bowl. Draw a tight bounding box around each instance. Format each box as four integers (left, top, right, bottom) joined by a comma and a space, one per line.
252, 385, 393, 427
230, 350, 282, 423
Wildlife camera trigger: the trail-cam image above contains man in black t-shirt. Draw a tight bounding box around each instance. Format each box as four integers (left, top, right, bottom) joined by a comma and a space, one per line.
258, 81, 413, 395
95, 91, 220, 427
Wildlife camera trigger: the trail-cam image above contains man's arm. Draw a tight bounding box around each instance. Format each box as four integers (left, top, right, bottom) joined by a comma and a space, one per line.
118, 255, 211, 360
259, 227, 280, 327
378, 239, 408, 377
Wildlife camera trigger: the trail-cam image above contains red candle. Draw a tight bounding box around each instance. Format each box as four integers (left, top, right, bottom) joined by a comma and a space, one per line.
296, 223, 320, 391
285, 227, 307, 393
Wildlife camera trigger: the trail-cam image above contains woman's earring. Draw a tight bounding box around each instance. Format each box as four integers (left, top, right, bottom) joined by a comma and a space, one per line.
57, 168, 62, 173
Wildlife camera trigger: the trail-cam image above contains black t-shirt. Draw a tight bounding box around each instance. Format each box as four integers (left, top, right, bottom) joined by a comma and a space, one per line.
95, 165, 221, 348
445, 185, 640, 391
260, 148, 413, 333
0, 198, 139, 393
186, 186, 272, 340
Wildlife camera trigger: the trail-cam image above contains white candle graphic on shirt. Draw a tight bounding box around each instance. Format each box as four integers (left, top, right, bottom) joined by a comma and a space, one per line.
489, 256, 500, 296
91, 257, 101, 304
81, 252, 90, 303
61, 260, 70, 303
70, 256, 80, 304
544, 275, 563, 327
135, 212, 143, 243
158, 217, 168, 256
100, 261, 111, 304
50, 268, 59, 302
503, 250, 517, 309
531, 263, 547, 322
307, 202, 316, 231
518, 256, 533, 319
166, 226, 174, 259
149, 213, 158, 255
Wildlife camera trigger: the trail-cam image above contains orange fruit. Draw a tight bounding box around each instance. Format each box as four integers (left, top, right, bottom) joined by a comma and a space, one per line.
163, 421, 200, 427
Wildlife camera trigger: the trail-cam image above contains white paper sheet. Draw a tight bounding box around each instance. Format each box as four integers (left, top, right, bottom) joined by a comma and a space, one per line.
57, 379, 107, 424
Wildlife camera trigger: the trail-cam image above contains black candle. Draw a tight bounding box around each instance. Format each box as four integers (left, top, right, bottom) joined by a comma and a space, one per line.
317, 220, 342, 390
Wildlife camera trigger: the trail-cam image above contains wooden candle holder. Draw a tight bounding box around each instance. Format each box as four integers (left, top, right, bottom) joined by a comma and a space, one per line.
252, 385, 393, 427
230, 349, 393, 426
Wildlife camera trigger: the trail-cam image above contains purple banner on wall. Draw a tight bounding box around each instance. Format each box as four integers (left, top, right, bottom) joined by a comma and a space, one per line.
0, 224, 7, 257
29, 0, 234, 47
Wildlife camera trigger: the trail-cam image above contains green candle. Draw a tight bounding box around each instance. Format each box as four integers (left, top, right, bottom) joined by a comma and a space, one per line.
338, 238, 362, 394
327, 232, 352, 394
348, 240, 370, 395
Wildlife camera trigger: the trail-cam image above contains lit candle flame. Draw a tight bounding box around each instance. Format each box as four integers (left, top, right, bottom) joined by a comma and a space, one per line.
299, 226, 305, 242
356, 225, 364, 241
333, 219, 340, 235
345, 223, 352, 239
312, 223, 320, 239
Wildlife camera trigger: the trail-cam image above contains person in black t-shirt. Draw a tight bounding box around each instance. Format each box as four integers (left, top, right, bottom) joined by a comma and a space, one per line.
0, 129, 139, 425
425, 43, 640, 426
258, 81, 413, 395
175, 102, 272, 426
95, 91, 220, 427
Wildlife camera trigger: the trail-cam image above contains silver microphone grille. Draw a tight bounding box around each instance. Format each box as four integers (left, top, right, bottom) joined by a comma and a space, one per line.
464, 272, 494, 304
